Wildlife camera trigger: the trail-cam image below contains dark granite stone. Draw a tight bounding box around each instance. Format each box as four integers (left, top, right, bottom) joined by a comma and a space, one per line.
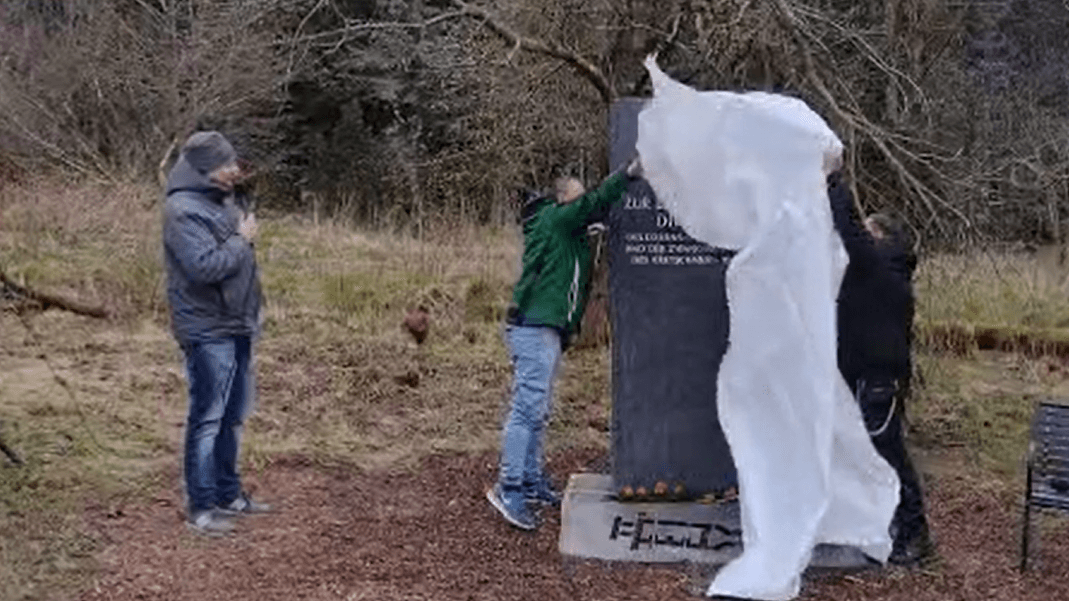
607, 98, 737, 496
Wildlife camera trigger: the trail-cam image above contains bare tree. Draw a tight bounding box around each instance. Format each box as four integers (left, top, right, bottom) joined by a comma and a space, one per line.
1, 0, 1067, 244
0, 1, 281, 179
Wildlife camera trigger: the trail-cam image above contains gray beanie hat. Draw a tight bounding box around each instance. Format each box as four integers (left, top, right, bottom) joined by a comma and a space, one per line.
181, 131, 237, 175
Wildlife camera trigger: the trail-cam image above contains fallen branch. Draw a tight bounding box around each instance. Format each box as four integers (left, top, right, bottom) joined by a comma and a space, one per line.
0, 421, 23, 466
0, 272, 111, 319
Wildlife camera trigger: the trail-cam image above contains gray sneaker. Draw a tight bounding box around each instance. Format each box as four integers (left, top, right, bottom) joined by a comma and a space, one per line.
487, 483, 536, 530
217, 492, 272, 517
186, 510, 235, 537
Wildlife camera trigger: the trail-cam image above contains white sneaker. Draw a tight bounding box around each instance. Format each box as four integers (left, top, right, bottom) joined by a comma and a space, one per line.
186, 510, 235, 537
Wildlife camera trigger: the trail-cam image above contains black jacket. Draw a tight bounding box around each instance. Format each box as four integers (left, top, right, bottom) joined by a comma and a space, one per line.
829, 175, 915, 390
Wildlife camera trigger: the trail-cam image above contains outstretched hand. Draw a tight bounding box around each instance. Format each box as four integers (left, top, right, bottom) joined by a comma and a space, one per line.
626, 155, 643, 179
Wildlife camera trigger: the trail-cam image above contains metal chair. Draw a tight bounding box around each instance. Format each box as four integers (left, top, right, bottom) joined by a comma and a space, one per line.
1020, 400, 1069, 571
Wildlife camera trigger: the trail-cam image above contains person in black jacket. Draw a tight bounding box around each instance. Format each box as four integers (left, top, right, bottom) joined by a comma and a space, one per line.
828, 171, 934, 566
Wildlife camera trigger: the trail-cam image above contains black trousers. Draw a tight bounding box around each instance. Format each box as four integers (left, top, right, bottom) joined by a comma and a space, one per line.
854, 378, 928, 548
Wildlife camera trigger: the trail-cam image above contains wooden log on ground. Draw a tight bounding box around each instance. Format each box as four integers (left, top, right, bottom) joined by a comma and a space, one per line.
0, 271, 110, 319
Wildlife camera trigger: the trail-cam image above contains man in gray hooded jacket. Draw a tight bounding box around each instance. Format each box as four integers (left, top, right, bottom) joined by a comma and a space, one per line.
163, 130, 269, 536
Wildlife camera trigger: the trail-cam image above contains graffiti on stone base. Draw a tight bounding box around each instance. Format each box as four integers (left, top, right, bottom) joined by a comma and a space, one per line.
608, 512, 742, 551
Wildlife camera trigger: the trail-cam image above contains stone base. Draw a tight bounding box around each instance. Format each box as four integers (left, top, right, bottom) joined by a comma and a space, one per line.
559, 473, 877, 570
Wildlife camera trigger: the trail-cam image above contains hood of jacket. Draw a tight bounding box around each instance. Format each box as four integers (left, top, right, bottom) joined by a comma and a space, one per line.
167, 157, 229, 203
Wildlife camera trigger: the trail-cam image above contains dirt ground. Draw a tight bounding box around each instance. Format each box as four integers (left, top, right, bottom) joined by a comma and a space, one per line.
76, 448, 1069, 601
6, 308, 1068, 600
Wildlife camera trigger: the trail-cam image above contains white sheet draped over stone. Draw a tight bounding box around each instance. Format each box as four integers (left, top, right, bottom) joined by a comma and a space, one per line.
635, 56, 900, 601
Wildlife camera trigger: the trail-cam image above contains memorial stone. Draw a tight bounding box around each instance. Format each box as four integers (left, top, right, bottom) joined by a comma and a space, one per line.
607, 97, 737, 497
558, 98, 877, 574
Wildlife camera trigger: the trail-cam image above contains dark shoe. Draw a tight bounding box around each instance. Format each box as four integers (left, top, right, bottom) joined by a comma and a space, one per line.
217, 492, 272, 517
889, 526, 937, 567
523, 478, 562, 508
487, 483, 536, 530
186, 509, 235, 537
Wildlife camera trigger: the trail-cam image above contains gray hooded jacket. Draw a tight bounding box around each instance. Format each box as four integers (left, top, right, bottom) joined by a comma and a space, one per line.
163, 157, 261, 345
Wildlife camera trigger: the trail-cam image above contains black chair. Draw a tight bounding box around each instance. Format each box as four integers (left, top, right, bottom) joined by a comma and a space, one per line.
1020, 400, 1069, 571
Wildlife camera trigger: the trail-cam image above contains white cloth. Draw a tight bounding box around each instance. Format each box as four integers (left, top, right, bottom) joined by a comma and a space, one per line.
635, 56, 899, 601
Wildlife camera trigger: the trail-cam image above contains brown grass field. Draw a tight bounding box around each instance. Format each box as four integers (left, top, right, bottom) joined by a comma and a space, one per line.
3, 179, 1069, 600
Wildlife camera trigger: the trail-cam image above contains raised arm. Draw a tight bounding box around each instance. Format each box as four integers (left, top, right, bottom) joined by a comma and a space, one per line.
548, 172, 631, 232
828, 173, 880, 270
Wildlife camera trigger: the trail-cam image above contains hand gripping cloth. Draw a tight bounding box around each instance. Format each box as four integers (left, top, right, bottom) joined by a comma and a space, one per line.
635, 56, 899, 601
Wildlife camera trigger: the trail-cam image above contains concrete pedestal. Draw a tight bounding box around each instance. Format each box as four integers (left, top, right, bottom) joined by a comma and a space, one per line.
560, 473, 877, 570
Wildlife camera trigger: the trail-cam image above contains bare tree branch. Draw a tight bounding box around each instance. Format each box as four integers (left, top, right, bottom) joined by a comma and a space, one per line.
772, 0, 971, 234
284, 0, 330, 79
157, 136, 178, 189
283, 10, 470, 47
658, 14, 683, 55
447, 0, 615, 104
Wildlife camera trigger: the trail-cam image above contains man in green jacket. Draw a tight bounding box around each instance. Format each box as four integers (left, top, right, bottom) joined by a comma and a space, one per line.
487, 158, 642, 530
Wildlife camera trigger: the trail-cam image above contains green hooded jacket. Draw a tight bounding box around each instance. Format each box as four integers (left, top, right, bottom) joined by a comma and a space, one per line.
509, 172, 630, 345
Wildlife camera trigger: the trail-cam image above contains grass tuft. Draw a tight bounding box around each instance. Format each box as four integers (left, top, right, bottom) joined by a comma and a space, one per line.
464, 276, 507, 323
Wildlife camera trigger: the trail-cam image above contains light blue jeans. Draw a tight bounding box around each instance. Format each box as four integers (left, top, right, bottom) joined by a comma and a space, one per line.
499, 326, 562, 488
182, 336, 254, 513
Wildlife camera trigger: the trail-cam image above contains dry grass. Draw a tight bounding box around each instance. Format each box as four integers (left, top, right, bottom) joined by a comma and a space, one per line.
1, 178, 1067, 599
250, 218, 519, 469
0, 178, 165, 318
916, 249, 1069, 334
0, 178, 614, 599
0, 180, 174, 600
908, 250, 1069, 488
244, 217, 613, 471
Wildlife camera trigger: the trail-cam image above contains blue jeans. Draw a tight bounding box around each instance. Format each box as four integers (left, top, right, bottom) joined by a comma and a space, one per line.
499, 326, 562, 488
182, 336, 254, 513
